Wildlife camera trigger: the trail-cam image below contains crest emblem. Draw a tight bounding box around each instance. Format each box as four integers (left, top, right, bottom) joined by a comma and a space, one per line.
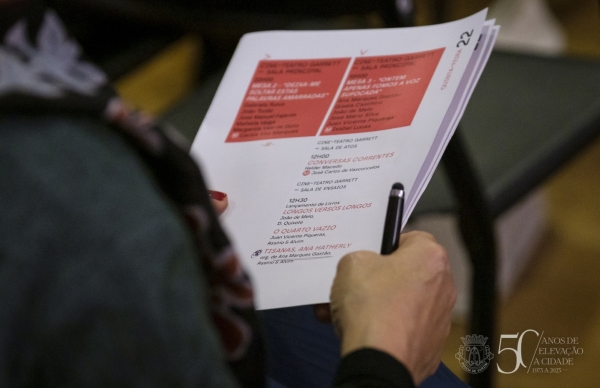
455, 334, 494, 374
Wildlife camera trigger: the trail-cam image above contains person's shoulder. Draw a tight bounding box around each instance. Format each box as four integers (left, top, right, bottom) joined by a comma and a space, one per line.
0, 114, 200, 315
0, 115, 186, 238
0, 115, 237, 388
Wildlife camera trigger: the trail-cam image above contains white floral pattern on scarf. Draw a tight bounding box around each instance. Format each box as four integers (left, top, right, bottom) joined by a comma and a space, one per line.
0, 9, 106, 98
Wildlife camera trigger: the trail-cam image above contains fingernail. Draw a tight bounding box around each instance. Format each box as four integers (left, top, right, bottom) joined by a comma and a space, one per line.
209, 190, 227, 201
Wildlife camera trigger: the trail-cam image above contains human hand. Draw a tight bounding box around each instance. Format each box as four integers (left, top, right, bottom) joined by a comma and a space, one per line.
208, 190, 228, 215
329, 231, 456, 385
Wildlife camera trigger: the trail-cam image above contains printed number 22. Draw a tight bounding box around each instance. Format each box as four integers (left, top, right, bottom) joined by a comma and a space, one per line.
457, 30, 474, 47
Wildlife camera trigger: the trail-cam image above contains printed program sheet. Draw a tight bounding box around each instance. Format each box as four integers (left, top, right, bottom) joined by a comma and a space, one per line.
191, 10, 499, 309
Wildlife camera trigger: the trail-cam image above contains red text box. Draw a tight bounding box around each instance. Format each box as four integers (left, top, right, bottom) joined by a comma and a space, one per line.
321, 48, 444, 136
226, 58, 350, 142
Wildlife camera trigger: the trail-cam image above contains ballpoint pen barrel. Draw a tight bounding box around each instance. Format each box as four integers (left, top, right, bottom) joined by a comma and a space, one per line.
381, 195, 403, 255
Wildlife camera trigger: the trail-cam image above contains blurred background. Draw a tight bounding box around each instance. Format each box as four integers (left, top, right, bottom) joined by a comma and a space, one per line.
56, 0, 600, 386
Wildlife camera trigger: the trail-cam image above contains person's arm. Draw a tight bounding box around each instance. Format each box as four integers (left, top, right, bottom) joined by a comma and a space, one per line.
329, 231, 456, 387
0, 118, 243, 388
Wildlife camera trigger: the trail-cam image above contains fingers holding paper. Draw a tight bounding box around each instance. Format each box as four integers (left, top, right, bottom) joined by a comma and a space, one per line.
208, 190, 228, 215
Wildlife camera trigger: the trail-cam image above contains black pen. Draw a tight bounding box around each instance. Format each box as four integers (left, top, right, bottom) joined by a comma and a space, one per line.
380, 183, 405, 255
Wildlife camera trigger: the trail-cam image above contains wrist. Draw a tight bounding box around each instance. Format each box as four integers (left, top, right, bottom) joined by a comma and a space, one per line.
340, 321, 416, 378
337, 348, 416, 388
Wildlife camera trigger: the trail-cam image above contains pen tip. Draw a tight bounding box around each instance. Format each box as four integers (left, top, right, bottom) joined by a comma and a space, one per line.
392, 182, 404, 191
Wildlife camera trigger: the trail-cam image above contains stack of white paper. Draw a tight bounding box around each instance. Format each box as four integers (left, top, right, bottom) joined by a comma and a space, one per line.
191, 9, 499, 309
